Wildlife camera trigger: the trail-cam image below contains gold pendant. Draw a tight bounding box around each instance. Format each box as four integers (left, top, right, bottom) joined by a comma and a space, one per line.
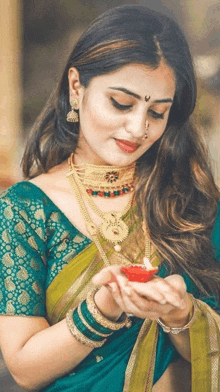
99, 212, 129, 243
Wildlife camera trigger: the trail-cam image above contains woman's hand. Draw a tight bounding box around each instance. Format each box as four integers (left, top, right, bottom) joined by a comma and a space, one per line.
93, 266, 191, 327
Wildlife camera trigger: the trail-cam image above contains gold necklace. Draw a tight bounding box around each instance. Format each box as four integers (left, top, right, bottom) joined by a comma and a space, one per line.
67, 170, 111, 265
69, 153, 135, 197
68, 157, 133, 250
66, 167, 152, 268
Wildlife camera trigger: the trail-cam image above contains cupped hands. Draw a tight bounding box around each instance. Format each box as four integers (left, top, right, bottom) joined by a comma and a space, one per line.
92, 266, 192, 327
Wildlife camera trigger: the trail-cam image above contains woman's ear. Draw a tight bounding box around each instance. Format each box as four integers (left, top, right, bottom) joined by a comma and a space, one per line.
68, 67, 84, 102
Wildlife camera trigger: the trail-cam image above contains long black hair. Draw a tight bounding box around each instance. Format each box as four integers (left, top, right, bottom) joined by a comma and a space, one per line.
22, 5, 196, 177
22, 5, 220, 300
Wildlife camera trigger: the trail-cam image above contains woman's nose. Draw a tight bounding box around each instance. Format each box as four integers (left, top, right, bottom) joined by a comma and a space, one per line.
125, 112, 147, 139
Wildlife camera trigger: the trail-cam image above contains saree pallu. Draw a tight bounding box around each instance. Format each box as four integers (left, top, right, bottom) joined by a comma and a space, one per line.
43, 208, 220, 392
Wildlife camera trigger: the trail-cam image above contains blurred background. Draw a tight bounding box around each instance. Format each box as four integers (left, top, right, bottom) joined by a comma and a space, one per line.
0, 0, 220, 192
0, 0, 219, 390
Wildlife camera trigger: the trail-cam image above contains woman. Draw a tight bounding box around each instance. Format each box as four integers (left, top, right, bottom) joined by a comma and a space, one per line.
0, 5, 219, 392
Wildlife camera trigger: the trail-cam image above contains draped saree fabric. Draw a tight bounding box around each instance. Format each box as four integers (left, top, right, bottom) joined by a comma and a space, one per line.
45, 200, 220, 391
0, 182, 219, 392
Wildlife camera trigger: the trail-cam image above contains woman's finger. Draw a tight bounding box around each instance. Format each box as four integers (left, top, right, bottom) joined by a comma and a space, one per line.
164, 274, 187, 296
129, 281, 167, 305
92, 266, 124, 286
131, 278, 184, 308
107, 282, 126, 310
107, 281, 148, 316
108, 280, 179, 319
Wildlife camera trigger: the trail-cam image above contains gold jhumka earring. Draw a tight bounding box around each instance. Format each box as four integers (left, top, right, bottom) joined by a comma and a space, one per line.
66, 98, 79, 122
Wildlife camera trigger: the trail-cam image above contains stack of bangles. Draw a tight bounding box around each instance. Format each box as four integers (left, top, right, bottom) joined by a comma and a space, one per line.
66, 290, 198, 347
66, 288, 132, 348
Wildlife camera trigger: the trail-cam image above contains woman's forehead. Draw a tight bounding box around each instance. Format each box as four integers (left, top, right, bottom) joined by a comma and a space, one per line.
87, 62, 176, 101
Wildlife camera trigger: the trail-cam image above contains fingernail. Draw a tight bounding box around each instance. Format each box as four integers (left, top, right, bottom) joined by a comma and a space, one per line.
159, 299, 166, 305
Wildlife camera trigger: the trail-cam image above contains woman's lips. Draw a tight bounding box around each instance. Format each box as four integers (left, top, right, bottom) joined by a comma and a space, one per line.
115, 139, 140, 153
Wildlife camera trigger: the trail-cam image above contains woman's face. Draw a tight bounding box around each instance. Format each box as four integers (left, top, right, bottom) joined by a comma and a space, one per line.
70, 62, 176, 166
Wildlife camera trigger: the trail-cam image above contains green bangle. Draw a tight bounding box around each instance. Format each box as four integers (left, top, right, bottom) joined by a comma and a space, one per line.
66, 287, 132, 349
72, 307, 105, 342
79, 302, 112, 337
81, 300, 113, 335
66, 308, 106, 348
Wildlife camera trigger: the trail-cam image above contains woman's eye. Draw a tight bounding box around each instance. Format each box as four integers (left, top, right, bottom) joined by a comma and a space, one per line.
149, 109, 164, 120
111, 97, 132, 111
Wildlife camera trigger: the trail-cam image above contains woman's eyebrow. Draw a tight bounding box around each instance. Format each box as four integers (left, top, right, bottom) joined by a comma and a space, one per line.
154, 98, 173, 103
108, 87, 141, 99
108, 87, 173, 103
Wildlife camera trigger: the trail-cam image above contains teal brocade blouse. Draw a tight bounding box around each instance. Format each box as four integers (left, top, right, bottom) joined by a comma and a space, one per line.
0, 181, 91, 317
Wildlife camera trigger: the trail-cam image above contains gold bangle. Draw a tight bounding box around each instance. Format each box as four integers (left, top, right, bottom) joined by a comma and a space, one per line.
156, 294, 198, 335
66, 308, 106, 348
86, 288, 132, 330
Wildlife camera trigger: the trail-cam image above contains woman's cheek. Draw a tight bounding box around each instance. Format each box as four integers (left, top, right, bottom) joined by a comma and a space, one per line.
88, 103, 117, 131
149, 127, 164, 142
152, 119, 169, 140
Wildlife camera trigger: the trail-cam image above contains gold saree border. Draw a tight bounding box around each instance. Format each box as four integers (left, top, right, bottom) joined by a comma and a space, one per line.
52, 243, 114, 323
206, 312, 219, 392
46, 241, 99, 322
123, 320, 158, 392
123, 299, 220, 392
190, 299, 220, 392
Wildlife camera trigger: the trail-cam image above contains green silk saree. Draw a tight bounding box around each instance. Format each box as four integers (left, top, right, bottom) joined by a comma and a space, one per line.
44, 205, 220, 392
0, 182, 219, 392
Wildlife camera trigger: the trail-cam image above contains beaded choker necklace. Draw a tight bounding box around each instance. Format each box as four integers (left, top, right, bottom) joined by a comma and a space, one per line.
67, 155, 133, 250
69, 154, 135, 198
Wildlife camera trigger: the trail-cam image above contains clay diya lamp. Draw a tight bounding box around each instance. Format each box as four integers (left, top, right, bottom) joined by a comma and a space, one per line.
121, 265, 158, 282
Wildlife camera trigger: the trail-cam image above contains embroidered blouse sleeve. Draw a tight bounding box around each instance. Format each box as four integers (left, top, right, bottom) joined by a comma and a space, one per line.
0, 191, 47, 317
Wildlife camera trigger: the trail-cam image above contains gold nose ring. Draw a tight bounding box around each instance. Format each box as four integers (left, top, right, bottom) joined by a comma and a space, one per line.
142, 120, 149, 140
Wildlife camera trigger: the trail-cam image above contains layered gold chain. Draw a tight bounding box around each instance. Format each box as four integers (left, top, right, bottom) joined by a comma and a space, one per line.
67, 170, 111, 266
66, 157, 152, 268
68, 157, 133, 249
